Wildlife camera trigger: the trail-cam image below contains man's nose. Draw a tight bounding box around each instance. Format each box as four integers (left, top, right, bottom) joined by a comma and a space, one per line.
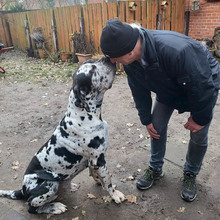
110, 58, 117, 63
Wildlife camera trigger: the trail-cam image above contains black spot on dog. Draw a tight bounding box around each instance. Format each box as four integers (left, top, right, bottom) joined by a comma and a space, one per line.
108, 184, 112, 189
100, 76, 103, 82
69, 121, 73, 125
88, 114, 93, 120
88, 136, 105, 149
46, 147, 51, 155
60, 117, 67, 130
28, 206, 38, 214
44, 158, 48, 162
96, 103, 101, 108
25, 156, 44, 175
66, 164, 73, 169
50, 135, 57, 145
54, 147, 82, 166
60, 127, 69, 138
97, 153, 106, 167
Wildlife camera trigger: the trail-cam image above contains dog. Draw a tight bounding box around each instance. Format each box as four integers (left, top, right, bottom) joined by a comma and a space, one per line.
0, 56, 124, 214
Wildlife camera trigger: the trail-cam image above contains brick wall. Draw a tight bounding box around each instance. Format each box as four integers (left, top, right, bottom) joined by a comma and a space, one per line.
186, 0, 220, 40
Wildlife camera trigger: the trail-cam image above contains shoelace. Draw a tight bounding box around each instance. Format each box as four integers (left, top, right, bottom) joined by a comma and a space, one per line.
183, 174, 195, 190
143, 168, 153, 179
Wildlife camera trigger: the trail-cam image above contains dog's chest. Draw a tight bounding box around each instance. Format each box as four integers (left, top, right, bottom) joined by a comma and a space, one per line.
35, 119, 108, 177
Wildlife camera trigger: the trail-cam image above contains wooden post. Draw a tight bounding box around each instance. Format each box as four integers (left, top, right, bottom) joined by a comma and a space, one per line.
24, 20, 32, 49
51, 19, 58, 52
6, 20, 13, 46
51, 10, 58, 53
79, 17, 85, 35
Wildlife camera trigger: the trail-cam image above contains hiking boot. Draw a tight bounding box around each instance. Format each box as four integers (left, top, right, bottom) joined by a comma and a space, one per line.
181, 172, 197, 202
136, 166, 164, 190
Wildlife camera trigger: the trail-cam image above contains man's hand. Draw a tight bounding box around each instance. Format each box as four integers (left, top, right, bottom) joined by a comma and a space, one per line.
184, 116, 205, 133
146, 123, 160, 140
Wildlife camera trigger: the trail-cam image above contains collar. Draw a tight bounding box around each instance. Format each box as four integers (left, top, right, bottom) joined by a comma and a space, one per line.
139, 28, 159, 69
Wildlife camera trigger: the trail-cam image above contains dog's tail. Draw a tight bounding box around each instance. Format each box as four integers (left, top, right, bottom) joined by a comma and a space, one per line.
0, 189, 24, 200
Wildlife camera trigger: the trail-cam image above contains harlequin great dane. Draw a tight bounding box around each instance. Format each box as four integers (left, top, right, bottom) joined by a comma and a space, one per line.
0, 56, 124, 214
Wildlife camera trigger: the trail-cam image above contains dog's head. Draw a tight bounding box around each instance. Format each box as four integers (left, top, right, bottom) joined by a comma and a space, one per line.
72, 56, 116, 110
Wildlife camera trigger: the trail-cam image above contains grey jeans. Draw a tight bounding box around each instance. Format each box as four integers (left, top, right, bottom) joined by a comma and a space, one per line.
149, 100, 212, 176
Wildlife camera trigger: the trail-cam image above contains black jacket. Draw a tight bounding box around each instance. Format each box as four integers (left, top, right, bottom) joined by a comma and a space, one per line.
125, 28, 220, 126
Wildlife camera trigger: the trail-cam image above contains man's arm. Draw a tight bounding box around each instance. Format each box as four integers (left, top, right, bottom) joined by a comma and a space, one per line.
125, 66, 152, 126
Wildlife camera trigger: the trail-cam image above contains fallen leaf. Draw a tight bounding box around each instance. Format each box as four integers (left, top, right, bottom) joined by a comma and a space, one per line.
177, 207, 185, 213
137, 169, 142, 173
95, 198, 103, 204
121, 146, 126, 150
30, 139, 38, 143
182, 140, 187, 144
72, 206, 78, 210
198, 211, 203, 215
70, 183, 80, 192
13, 174, 18, 179
139, 134, 144, 139
47, 214, 52, 219
81, 210, 86, 216
87, 193, 96, 199
126, 123, 134, 127
72, 217, 79, 220
11, 161, 20, 170
116, 164, 122, 169
125, 194, 137, 204
126, 175, 135, 181
120, 178, 127, 183
102, 195, 112, 203
44, 103, 48, 106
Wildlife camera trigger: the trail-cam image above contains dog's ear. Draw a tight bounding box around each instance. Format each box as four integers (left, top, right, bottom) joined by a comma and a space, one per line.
72, 71, 93, 108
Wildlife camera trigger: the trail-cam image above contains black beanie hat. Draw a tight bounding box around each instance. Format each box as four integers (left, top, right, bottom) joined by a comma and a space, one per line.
100, 19, 140, 58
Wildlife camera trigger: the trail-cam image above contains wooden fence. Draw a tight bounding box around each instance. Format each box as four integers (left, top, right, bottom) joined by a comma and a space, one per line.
0, 0, 186, 55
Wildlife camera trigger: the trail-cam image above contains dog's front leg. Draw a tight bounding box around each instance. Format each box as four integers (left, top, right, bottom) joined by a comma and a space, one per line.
89, 155, 124, 204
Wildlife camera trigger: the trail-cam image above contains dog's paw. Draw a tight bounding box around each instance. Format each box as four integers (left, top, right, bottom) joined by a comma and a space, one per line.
51, 202, 68, 214
111, 190, 125, 204
37, 202, 67, 214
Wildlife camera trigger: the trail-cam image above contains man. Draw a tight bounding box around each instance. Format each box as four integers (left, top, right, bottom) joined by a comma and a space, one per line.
100, 19, 220, 202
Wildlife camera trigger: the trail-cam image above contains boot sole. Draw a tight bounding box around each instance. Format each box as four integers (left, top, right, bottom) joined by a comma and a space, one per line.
136, 172, 165, 190
181, 192, 197, 202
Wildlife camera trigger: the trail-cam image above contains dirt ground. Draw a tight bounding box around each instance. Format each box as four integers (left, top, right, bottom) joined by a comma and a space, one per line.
0, 50, 220, 220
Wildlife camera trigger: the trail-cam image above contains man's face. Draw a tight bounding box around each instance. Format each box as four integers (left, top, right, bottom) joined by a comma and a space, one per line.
109, 52, 136, 65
